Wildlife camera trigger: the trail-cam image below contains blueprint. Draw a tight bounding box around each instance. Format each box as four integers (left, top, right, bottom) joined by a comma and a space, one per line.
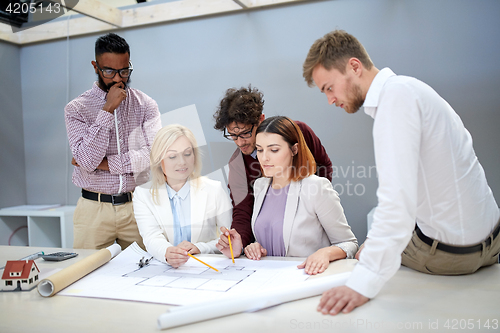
57, 242, 310, 306
126, 262, 256, 292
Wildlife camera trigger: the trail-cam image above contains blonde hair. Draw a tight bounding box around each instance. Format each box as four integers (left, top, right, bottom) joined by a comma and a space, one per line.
149, 124, 202, 204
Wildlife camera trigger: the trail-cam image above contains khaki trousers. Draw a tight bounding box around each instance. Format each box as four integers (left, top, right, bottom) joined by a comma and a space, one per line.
402, 221, 500, 275
73, 197, 145, 251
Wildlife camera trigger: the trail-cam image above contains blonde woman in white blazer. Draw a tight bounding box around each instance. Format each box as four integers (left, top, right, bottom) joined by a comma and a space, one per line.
133, 124, 231, 267
217, 116, 357, 275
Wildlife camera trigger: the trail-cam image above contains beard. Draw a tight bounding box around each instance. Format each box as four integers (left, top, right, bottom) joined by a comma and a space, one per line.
344, 78, 365, 114
97, 74, 131, 92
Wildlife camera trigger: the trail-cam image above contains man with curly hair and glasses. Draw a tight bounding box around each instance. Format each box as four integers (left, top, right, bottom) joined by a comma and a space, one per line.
65, 33, 161, 250
213, 85, 333, 254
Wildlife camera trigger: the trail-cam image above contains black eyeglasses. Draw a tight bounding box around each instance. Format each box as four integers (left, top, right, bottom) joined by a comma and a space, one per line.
96, 61, 133, 79
223, 125, 254, 141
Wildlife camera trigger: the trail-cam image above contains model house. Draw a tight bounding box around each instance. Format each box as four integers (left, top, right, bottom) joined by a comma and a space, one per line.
1, 260, 40, 291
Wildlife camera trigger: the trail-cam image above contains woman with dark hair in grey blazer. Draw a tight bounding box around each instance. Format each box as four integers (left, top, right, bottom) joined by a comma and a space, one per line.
217, 116, 358, 275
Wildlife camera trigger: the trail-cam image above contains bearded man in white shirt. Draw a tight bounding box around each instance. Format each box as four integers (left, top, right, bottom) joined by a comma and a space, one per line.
303, 30, 500, 315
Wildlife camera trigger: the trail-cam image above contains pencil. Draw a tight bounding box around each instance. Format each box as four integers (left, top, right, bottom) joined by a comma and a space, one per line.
227, 233, 235, 263
187, 253, 219, 272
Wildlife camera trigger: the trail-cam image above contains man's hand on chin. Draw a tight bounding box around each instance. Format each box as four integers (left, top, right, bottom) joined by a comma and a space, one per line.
317, 286, 369, 315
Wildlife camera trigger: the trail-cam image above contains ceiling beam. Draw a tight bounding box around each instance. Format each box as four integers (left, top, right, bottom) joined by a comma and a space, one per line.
0, 0, 309, 45
233, 0, 248, 9
0, 24, 19, 44
63, 0, 123, 28
121, 0, 241, 28
13, 15, 116, 45
233, 0, 307, 8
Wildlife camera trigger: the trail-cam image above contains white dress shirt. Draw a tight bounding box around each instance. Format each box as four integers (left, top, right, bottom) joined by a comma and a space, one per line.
166, 182, 191, 245
346, 68, 500, 298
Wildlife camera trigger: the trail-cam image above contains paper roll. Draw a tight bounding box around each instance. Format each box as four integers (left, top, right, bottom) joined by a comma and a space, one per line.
37, 244, 121, 297
157, 271, 351, 330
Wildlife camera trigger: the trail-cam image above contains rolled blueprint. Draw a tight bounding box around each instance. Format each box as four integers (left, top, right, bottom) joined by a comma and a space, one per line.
158, 271, 351, 330
37, 244, 121, 297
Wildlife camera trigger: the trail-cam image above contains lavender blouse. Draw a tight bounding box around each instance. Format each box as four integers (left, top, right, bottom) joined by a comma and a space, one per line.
253, 184, 290, 256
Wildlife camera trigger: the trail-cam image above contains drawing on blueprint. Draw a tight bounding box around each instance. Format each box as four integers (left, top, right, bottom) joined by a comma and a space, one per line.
57, 242, 310, 306
124, 264, 255, 292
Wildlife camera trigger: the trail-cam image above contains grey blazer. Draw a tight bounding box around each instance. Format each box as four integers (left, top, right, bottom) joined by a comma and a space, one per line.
251, 175, 358, 258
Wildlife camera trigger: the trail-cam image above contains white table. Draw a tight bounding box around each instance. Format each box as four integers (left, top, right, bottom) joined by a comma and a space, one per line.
0, 245, 498, 333
0, 206, 75, 248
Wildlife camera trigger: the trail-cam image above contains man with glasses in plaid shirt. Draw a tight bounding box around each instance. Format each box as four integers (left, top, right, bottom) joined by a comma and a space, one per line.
65, 33, 161, 250
213, 86, 333, 254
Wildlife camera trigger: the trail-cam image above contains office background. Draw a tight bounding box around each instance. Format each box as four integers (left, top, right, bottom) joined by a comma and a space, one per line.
1, 0, 499, 244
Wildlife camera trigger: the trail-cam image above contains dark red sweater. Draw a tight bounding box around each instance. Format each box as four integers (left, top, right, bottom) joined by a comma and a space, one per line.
227, 120, 332, 247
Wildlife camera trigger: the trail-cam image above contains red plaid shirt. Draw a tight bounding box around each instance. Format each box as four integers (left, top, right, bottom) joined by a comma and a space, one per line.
65, 82, 161, 194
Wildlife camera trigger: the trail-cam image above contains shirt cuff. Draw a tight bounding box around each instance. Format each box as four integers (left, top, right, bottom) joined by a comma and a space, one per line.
194, 242, 214, 254
334, 241, 358, 259
96, 110, 114, 130
148, 242, 169, 265
107, 154, 124, 175
345, 263, 388, 299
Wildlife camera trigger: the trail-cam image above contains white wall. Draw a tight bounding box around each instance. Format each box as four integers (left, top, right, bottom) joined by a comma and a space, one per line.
0, 41, 26, 208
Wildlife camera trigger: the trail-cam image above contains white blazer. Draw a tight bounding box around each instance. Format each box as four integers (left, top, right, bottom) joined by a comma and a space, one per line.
251, 175, 358, 258
133, 177, 232, 263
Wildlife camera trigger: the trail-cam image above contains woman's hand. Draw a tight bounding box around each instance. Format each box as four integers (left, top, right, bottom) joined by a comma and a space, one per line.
297, 248, 330, 275
216, 227, 243, 259
178, 241, 200, 255
298, 246, 347, 275
165, 246, 189, 268
244, 242, 267, 260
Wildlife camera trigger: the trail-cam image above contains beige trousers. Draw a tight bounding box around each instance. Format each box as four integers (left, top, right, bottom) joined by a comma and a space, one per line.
73, 197, 145, 251
402, 222, 500, 275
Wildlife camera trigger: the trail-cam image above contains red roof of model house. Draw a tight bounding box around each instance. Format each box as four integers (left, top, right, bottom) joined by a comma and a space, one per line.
2, 260, 40, 280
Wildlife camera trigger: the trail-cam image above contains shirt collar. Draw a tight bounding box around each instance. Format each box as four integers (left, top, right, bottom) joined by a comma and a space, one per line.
363, 67, 396, 118
250, 149, 258, 159
91, 82, 108, 101
166, 181, 190, 200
